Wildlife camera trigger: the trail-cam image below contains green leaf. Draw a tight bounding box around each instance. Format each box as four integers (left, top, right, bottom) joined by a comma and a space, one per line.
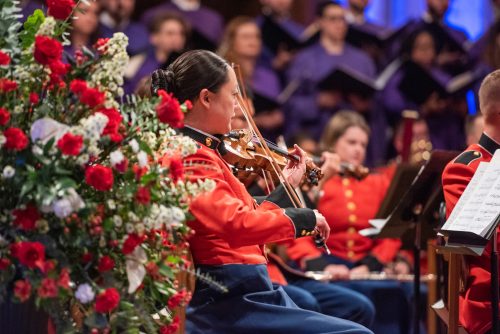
56, 177, 77, 190
84, 313, 108, 329
103, 218, 114, 232
20, 9, 45, 48
158, 263, 174, 279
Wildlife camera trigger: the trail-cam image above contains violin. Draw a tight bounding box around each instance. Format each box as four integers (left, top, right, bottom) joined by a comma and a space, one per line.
221, 129, 323, 186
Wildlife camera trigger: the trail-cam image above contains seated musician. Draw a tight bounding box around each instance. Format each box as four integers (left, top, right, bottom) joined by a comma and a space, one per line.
286, 111, 413, 334
231, 102, 376, 328
442, 69, 500, 334
150, 50, 372, 333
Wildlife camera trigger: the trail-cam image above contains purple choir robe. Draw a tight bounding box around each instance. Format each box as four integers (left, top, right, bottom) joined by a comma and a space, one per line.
284, 42, 389, 166
20, 0, 43, 21
284, 42, 375, 139
124, 49, 163, 95
140, 2, 223, 46
380, 65, 465, 151
99, 20, 149, 56
251, 65, 283, 141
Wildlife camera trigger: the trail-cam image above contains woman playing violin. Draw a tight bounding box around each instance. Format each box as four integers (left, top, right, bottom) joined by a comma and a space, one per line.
151, 50, 371, 334
286, 111, 412, 334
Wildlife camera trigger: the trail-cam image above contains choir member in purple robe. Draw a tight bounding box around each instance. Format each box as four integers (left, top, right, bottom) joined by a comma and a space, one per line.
284, 1, 377, 146
391, 0, 469, 74
99, 0, 149, 56
124, 12, 188, 95
380, 28, 466, 151
64, 1, 101, 61
20, 0, 43, 21
218, 16, 284, 141
344, 0, 393, 69
140, 0, 223, 50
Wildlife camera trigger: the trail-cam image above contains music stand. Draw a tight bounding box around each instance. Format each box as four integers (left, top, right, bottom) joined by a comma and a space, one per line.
373, 150, 459, 334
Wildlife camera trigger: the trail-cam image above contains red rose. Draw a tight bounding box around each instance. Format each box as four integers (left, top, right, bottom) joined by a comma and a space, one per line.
0, 258, 10, 270
184, 100, 193, 110
11, 241, 45, 269
49, 60, 69, 76
156, 89, 184, 128
0, 51, 10, 66
58, 268, 71, 289
80, 87, 105, 108
46, 0, 75, 20
38, 278, 58, 298
122, 233, 143, 255
97, 108, 123, 142
97, 255, 115, 272
0, 107, 10, 126
113, 158, 128, 173
4, 127, 29, 151
94, 288, 120, 313
135, 186, 151, 204
94, 38, 110, 54
29, 93, 39, 105
132, 164, 148, 181
70, 79, 88, 95
34, 35, 63, 66
41, 260, 56, 274
81, 252, 93, 264
85, 165, 114, 191
14, 280, 32, 302
12, 205, 40, 231
167, 289, 188, 309
0, 78, 18, 93
159, 316, 180, 334
57, 132, 83, 156
169, 156, 184, 183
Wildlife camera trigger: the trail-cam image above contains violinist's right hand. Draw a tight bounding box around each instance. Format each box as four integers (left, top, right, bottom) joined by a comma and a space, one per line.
313, 209, 330, 241
320, 152, 341, 182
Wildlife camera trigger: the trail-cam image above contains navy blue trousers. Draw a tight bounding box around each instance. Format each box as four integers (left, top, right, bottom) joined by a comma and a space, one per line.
186, 264, 373, 334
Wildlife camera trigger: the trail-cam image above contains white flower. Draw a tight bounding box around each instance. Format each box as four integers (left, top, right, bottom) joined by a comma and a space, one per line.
0, 134, 5, 148
125, 223, 135, 234
110, 150, 124, 166
52, 189, 85, 218
36, 17, 56, 36
99, 237, 106, 248
52, 198, 72, 218
31, 145, 43, 156
30, 118, 69, 144
76, 154, 90, 165
113, 215, 123, 227
66, 188, 85, 212
172, 207, 185, 222
137, 151, 148, 167
2, 166, 15, 178
129, 139, 139, 153
75, 284, 95, 304
107, 200, 116, 210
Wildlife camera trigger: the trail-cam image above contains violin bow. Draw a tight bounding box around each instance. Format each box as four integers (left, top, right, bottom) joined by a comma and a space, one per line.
232, 63, 303, 209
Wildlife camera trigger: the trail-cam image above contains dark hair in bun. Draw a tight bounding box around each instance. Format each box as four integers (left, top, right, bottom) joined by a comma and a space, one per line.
151, 50, 230, 103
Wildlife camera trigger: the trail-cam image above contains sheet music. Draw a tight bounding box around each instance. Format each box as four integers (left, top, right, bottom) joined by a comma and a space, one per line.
359, 218, 388, 237
441, 162, 488, 230
442, 151, 500, 236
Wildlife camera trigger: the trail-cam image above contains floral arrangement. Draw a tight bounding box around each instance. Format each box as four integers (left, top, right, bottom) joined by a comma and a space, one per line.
0, 0, 214, 333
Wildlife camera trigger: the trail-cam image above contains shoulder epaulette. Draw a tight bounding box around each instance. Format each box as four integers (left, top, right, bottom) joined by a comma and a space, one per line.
453, 150, 482, 166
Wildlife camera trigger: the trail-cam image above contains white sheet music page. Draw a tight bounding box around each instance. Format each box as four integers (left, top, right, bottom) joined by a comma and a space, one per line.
442, 150, 500, 235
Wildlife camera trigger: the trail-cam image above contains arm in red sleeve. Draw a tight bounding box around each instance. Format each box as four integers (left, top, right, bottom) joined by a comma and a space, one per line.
185, 151, 317, 249
442, 162, 475, 218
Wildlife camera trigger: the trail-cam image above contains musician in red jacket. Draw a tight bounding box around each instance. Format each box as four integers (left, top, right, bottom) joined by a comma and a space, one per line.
442, 69, 500, 334
150, 50, 372, 333
286, 111, 412, 334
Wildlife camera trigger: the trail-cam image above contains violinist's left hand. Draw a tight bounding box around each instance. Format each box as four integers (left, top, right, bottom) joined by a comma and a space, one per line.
282, 144, 307, 188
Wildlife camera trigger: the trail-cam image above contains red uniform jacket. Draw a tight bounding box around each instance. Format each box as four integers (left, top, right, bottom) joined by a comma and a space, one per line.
181, 127, 317, 266
287, 173, 401, 270
442, 132, 500, 334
